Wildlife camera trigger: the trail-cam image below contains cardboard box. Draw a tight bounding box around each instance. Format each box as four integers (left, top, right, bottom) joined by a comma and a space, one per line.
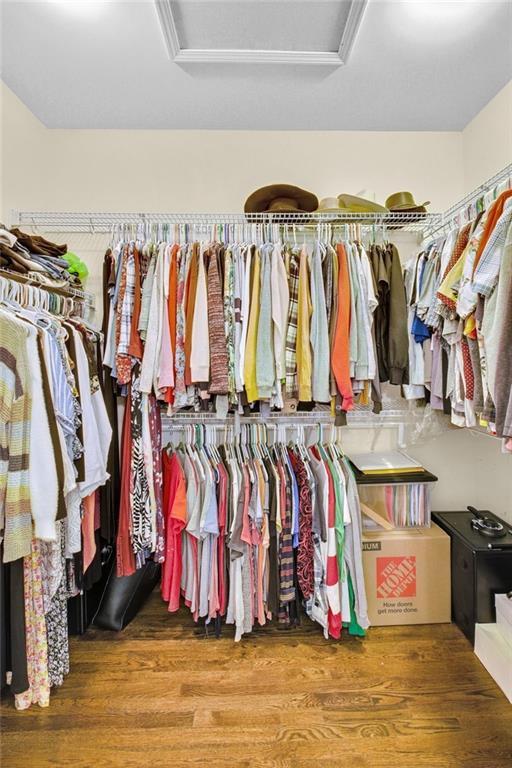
362, 522, 451, 626
474, 623, 512, 704
495, 594, 512, 650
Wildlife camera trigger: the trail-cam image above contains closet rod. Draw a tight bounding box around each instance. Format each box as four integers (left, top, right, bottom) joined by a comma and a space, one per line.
162, 409, 414, 428
11, 210, 442, 234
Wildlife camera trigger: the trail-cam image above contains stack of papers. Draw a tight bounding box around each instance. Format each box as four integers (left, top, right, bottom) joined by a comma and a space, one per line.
349, 451, 424, 476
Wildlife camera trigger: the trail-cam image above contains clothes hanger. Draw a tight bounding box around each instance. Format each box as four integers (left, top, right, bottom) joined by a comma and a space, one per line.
233, 425, 243, 465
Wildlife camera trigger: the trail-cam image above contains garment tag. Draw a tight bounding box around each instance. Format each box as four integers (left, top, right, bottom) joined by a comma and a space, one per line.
283, 397, 298, 414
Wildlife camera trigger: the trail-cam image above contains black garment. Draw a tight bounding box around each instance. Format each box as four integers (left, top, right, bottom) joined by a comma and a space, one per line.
97, 295, 120, 544
441, 347, 451, 416
2, 556, 29, 695
370, 245, 391, 382
64, 328, 86, 484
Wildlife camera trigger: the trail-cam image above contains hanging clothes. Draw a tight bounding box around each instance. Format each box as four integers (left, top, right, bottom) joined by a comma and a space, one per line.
0, 256, 112, 710
160, 424, 369, 642
403, 189, 512, 439
108, 232, 401, 416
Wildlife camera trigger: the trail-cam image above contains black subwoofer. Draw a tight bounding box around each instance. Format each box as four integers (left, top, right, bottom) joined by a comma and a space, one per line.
432, 509, 512, 644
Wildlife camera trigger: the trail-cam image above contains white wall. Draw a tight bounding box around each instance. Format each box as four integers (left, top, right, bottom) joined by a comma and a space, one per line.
462, 80, 512, 193
1, 82, 49, 225
2, 79, 512, 524
1, 81, 466, 223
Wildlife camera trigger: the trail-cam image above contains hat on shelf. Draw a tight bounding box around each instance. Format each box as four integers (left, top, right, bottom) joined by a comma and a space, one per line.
385, 191, 430, 213
244, 184, 318, 214
316, 197, 344, 213
337, 194, 389, 214
314, 198, 351, 221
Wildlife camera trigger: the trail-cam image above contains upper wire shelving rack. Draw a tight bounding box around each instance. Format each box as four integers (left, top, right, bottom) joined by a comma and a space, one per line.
422, 162, 512, 239
12, 210, 442, 234
12, 162, 512, 238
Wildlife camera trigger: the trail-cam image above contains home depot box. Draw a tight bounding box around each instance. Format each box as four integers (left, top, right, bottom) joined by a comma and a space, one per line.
362, 522, 451, 626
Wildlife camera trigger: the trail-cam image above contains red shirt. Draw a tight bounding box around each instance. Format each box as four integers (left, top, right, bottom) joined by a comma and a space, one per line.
161, 451, 187, 611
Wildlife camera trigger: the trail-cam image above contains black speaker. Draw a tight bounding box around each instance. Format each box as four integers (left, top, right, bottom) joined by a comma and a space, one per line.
432, 510, 512, 644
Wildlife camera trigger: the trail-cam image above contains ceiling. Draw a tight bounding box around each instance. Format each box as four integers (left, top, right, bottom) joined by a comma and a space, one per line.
1, 0, 511, 130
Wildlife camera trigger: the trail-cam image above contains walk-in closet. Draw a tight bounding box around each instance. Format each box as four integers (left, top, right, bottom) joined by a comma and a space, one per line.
1, 2, 512, 766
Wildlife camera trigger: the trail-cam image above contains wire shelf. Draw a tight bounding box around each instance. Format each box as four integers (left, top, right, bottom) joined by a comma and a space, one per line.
13, 163, 512, 241
0, 267, 95, 305
12, 210, 442, 234
422, 162, 512, 239
161, 403, 417, 429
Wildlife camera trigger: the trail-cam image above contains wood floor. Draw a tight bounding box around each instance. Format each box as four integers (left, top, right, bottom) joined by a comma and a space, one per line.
2, 591, 511, 768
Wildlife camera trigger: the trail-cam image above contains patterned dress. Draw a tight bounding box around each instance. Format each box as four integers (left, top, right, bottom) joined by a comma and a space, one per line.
130, 371, 152, 567
288, 449, 314, 600
15, 541, 50, 710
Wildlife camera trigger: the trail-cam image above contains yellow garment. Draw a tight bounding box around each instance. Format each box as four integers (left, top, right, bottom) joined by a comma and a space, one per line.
296, 247, 313, 401
244, 250, 261, 402
464, 314, 477, 338
437, 242, 469, 304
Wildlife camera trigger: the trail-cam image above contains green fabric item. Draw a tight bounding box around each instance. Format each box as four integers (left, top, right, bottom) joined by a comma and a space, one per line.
343, 571, 366, 637
63, 251, 89, 281
319, 446, 345, 581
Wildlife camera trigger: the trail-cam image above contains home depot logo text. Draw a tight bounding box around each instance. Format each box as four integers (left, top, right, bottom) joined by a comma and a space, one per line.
376, 556, 417, 599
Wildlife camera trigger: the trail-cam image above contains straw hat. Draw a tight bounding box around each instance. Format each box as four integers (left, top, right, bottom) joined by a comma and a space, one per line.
385, 191, 430, 212
316, 197, 345, 214
337, 194, 389, 214
244, 184, 318, 214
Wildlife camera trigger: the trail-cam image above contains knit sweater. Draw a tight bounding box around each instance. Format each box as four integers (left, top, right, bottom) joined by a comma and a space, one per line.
493, 221, 512, 438
0, 311, 32, 563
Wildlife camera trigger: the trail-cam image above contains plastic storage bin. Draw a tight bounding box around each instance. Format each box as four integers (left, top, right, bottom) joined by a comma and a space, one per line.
358, 480, 434, 529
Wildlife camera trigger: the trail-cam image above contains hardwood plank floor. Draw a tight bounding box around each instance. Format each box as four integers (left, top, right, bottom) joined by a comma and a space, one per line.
2, 590, 511, 768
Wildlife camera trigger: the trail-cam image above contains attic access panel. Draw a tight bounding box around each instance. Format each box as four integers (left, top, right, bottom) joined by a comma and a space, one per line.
155, 0, 368, 65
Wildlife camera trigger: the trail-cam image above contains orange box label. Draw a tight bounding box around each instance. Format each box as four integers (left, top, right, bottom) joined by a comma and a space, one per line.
376, 556, 416, 599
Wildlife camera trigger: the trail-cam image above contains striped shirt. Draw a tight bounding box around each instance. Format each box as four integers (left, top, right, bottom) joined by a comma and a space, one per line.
285, 250, 300, 398
278, 460, 295, 610
473, 205, 512, 297
0, 311, 32, 563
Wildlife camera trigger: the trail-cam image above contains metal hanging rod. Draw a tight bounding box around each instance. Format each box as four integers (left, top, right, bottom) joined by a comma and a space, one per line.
163, 411, 335, 424
12, 210, 441, 234
162, 406, 415, 428
0, 267, 94, 305
423, 162, 512, 239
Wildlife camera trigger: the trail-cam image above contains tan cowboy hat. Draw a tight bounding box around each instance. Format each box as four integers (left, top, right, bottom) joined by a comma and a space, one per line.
244, 184, 318, 214
337, 194, 388, 214
313, 197, 348, 223
316, 197, 345, 214
385, 191, 430, 212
